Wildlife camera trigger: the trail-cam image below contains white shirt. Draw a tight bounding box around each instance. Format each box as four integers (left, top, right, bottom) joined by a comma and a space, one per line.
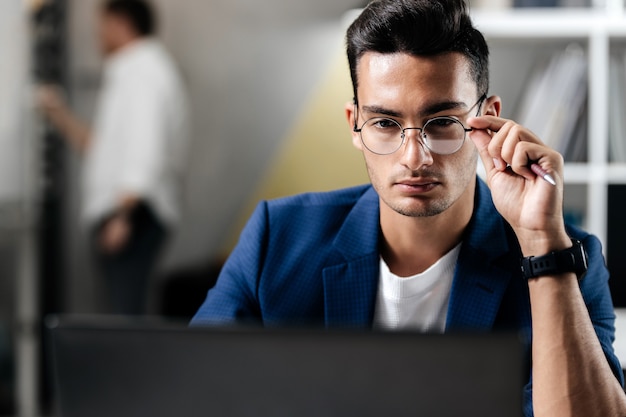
83, 38, 189, 227
373, 243, 461, 333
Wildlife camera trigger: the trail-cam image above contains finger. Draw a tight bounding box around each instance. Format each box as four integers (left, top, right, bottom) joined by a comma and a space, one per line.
468, 116, 512, 172
469, 124, 507, 177
467, 115, 510, 133
469, 116, 544, 146
468, 127, 497, 173
491, 122, 551, 180
510, 141, 562, 183
38, 84, 64, 103
469, 121, 515, 174
486, 120, 515, 170
470, 116, 548, 168
509, 141, 537, 182
36, 87, 60, 110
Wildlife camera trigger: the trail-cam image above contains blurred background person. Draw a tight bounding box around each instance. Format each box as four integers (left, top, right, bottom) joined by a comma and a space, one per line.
37, 0, 190, 315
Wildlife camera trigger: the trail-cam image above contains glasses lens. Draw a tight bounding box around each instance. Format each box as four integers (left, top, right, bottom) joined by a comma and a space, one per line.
422, 117, 466, 155
360, 118, 403, 155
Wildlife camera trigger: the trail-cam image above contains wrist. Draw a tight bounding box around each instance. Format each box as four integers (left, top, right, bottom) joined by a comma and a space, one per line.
515, 229, 571, 257
521, 238, 588, 280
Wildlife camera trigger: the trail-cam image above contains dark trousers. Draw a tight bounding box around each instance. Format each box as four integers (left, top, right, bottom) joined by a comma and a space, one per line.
92, 203, 167, 315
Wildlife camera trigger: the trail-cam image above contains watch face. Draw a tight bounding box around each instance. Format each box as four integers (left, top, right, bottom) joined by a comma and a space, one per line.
573, 239, 588, 279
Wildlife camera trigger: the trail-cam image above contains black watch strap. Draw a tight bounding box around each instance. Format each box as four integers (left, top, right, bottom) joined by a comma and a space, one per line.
520, 239, 588, 280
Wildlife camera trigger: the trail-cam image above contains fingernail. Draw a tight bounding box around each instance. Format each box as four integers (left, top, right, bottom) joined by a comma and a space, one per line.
493, 158, 503, 170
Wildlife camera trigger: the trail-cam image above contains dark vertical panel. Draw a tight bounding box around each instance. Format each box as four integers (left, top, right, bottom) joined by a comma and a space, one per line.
32, 0, 68, 412
607, 185, 626, 307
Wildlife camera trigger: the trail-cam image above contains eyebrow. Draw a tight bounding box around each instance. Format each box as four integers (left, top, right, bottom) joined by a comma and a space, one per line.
360, 100, 470, 119
360, 105, 402, 118
421, 100, 469, 117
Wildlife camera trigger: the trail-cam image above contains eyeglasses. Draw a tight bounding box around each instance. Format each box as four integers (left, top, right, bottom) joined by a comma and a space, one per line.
353, 94, 486, 155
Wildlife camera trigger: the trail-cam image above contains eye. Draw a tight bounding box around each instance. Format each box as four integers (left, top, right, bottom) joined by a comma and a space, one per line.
370, 118, 399, 129
427, 117, 458, 128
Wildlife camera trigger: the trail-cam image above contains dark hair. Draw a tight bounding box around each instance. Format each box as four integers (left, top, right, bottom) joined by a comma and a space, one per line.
103, 0, 156, 36
346, 0, 489, 102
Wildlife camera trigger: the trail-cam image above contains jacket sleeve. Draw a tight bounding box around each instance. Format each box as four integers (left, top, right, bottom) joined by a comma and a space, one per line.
578, 233, 624, 387
190, 201, 269, 326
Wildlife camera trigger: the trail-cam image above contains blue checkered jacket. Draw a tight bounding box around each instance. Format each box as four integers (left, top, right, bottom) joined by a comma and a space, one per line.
192, 178, 623, 417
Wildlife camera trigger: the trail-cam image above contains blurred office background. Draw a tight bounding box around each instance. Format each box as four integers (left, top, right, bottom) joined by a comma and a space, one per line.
2, 0, 626, 415
2, 0, 368, 415
30, 0, 369, 319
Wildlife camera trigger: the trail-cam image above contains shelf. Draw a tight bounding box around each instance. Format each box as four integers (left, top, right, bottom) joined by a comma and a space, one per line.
473, 9, 626, 38
564, 165, 626, 184
563, 163, 592, 183
561, 164, 626, 185
607, 164, 626, 183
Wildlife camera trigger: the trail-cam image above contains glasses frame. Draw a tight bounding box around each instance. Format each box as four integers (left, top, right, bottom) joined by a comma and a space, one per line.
353, 94, 487, 156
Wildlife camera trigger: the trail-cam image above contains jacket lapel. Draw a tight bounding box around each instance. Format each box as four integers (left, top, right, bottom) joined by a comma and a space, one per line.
321, 180, 517, 330
446, 179, 516, 331
323, 187, 380, 328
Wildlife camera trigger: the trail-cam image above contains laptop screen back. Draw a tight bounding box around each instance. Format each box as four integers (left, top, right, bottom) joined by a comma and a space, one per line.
47, 317, 524, 417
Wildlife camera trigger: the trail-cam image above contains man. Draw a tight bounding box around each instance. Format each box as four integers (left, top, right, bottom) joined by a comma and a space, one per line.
192, 0, 626, 415
38, 0, 189, 314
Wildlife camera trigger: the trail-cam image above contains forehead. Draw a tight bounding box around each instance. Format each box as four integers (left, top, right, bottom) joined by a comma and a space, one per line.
100, 9, 127, 25
355, 52, 477, 110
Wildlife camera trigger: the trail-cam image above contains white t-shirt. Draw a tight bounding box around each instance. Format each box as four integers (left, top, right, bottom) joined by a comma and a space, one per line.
373, 243, 461, 333
83, 38, 189, 227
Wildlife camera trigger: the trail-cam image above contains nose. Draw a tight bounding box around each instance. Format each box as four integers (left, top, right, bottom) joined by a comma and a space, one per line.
399, 128, 434, 170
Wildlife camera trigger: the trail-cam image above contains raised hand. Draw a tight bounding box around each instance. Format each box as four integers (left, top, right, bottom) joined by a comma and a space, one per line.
467, 115, 570, 254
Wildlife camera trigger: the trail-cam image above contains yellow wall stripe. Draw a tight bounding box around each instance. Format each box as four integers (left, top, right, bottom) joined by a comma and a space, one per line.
222, 47, 369, 254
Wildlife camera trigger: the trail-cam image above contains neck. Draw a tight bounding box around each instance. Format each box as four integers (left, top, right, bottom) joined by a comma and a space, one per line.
380, 181, 475, 277
107, 34, 143, 57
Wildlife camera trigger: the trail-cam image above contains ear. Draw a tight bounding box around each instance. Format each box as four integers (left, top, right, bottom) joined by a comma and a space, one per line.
482, 95, 502, 117
345, 101, 363, 150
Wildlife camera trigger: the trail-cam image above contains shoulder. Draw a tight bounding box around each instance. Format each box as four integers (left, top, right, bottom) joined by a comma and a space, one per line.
110, 39, 177, 85
266, 184, 374, 211
244, 184, 376, 244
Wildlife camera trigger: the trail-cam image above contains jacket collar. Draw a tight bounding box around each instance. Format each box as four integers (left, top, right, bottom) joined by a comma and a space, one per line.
322, 179, 516, 330
446, 179, 515, 330
323, 186, 380, 327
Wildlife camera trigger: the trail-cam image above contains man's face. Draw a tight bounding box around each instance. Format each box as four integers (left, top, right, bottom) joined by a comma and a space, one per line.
348, 51, 481, 219
98, 12, 128, 56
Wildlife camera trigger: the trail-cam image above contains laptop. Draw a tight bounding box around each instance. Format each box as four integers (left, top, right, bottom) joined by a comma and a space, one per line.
46, 315, 525, 417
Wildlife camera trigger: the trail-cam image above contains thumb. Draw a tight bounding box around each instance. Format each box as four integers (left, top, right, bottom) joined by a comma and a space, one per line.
468, 127, 496, 174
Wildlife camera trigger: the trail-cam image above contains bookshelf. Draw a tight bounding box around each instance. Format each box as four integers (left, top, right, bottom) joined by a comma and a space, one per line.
473, 7, 626, 251
472, 7, 626, 348
472, 0, 626, 369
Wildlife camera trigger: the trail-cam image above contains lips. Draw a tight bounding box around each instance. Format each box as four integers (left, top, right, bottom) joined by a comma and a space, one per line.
394, 178, 440, 193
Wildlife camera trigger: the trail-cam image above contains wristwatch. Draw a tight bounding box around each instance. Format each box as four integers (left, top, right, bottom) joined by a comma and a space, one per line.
520, 239, 588, 280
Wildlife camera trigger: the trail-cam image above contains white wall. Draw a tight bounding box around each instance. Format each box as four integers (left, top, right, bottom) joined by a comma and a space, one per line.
0, 0, 32, 205
0, 0, 32, 317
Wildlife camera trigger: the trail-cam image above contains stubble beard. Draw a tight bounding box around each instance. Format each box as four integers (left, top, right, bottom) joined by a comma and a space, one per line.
385, 196, 452, 218
369, 166, 454, 218
367, 149, 478, 219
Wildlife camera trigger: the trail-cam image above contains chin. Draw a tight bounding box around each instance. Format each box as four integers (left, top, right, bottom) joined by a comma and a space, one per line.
389, 199, 450, 218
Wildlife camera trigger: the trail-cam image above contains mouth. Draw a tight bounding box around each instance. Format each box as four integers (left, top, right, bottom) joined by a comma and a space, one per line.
394, 178, 440, 193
